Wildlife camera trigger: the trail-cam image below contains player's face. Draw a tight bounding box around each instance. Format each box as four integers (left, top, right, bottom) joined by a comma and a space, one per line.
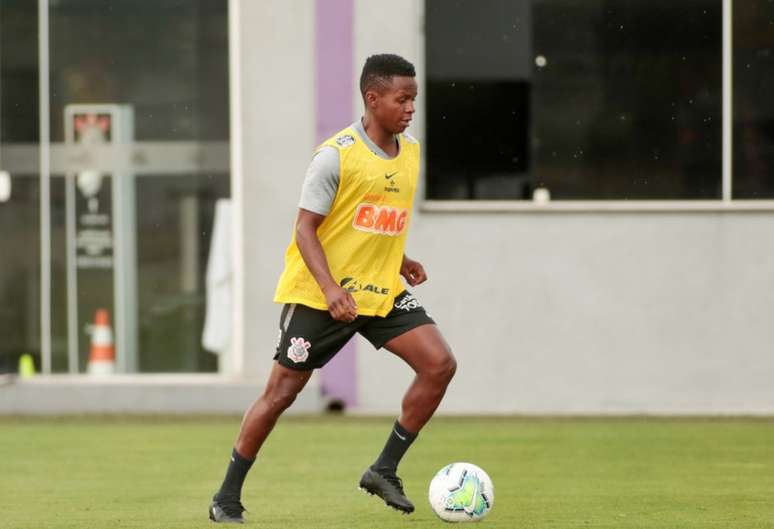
372, 76, 417, 134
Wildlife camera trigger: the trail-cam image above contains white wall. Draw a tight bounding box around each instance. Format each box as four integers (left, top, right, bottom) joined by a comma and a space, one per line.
360, 212, 774, 414
237, 1, 774, 413
235, 0, 316, 382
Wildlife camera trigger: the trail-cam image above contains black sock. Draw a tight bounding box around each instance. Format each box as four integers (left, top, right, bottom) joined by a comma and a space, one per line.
371, 420, 418, 474
215, 448, 255, 500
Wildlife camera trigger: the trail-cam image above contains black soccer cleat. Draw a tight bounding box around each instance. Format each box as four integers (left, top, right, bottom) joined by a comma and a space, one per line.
209, 495, 246, 524
359, 467, 415, 514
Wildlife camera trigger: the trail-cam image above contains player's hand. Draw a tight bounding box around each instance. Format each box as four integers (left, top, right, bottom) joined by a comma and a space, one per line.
400, 256, 427, 286
323, 284, 358, 322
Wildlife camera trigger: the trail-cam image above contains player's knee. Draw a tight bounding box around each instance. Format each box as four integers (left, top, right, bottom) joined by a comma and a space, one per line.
448, 354, 458, 379
263, 383, 300, 414
268, 389, 298, 413
442, 353, 457, 384
428, 350, 456, 385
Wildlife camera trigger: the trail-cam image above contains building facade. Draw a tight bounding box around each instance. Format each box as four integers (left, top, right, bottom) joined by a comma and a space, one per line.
1, 0, 773, 413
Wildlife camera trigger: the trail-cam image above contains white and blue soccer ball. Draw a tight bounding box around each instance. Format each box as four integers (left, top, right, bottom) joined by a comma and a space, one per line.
428, 462, 494, 522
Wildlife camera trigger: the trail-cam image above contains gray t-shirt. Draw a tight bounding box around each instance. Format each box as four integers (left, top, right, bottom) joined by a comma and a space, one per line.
298, 120, 400, 216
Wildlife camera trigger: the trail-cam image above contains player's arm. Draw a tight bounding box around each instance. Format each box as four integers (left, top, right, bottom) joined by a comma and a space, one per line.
400, 254, 427, 286
295, 209, 358, 322
295, 146, 357, 321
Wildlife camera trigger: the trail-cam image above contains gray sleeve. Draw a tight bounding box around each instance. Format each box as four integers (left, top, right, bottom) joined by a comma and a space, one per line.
298, 146, 340, 216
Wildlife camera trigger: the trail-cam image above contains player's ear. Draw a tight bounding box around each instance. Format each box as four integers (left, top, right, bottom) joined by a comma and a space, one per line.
364, 89, 379, 109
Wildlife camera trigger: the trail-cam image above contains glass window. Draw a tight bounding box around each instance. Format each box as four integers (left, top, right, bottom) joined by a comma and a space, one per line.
0, 0, 42, 374
425, 0, 531, 200
733, 0, 774, 199
49, 0, 230, 143
425, 0, 722, 200
135, 174, 229, 373
46, 0, 230, 373
0, 0, 230, 374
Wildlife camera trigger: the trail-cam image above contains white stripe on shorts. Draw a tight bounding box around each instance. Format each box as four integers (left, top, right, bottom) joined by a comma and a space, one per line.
282, 304, 297, 331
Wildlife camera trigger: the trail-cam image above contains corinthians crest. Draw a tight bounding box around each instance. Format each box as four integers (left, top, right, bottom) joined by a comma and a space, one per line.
287, 337, 311, 363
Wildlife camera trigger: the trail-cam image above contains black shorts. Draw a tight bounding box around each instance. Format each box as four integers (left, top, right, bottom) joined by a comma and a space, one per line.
273, 290, 435, 370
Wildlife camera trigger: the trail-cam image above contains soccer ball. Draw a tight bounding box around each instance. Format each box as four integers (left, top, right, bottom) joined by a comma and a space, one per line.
428, 462, 494, 522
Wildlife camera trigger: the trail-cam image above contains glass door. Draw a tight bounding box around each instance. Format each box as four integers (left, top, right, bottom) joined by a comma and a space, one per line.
0, 0, 231, 375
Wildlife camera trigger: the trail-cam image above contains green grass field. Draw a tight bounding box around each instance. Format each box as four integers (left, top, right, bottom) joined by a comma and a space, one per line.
2, 416, 774, 529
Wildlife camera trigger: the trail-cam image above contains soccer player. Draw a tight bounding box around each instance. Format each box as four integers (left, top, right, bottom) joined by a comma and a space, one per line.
209, 54, 457, 523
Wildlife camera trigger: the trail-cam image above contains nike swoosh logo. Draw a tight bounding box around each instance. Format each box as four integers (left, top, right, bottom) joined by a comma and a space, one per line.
393, 428, 407, 441
385, 172, 398, 179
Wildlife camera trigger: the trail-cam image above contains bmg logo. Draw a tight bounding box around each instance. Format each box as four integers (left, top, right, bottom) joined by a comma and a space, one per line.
352, 204, 408, 236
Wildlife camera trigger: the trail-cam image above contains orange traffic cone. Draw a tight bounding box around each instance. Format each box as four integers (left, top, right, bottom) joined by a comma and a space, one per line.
87, 308, 115, 375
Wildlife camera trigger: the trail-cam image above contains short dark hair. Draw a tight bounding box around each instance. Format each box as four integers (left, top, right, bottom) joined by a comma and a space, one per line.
359, 54, 415, 97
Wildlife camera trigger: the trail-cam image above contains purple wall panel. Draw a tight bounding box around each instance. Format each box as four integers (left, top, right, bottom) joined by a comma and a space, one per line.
316, 0, 357, 408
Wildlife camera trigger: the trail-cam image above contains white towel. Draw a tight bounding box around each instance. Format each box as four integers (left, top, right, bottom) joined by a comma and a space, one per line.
202, 199, 232, 355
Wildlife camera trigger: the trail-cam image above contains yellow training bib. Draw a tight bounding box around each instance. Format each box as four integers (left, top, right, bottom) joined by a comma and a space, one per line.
274, 126, 420, 316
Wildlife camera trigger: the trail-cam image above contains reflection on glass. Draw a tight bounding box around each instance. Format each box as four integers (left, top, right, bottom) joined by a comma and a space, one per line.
733, 0, 774, 199
47, 0, 230, 373
0, 177, 45, 373
425, 0, 722, 200
0, 1, 42, 374
533, 0, 723, 199
136, 174, 227, 373
426, 0, 531, 200
49, 0, 229, 142
1, 0, 229, 374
